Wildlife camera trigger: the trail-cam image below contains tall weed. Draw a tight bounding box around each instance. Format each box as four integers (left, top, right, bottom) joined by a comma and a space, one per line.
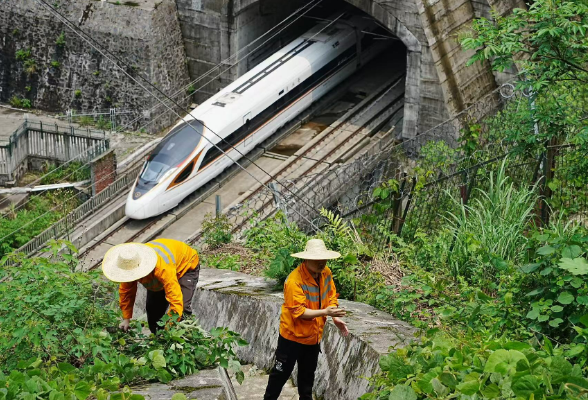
445, 160, 537, 282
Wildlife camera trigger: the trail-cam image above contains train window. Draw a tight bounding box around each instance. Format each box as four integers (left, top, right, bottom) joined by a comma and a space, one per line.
174, 161, 194, 185
139, 120, 203, 185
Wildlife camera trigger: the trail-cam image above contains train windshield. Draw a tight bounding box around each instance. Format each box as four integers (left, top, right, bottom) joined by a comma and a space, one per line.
135, 120, 203, 193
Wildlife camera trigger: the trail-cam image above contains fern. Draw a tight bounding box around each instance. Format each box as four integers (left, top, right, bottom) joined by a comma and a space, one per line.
320, 208, 352, 239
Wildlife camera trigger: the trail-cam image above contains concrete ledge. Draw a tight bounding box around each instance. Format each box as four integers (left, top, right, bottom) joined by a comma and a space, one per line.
190, 269, 415, 400
132, 367, 232, 400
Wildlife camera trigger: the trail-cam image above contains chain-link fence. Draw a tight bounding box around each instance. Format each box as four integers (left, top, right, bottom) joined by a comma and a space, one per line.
191, 83, 587, 251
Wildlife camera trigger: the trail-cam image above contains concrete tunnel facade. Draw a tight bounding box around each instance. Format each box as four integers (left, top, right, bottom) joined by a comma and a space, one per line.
0, 0, 524, 134
176, 0, 526, 139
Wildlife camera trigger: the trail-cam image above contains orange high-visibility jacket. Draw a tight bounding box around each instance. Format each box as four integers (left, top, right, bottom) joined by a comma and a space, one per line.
119, 239, 199, 319
279, 262, 339, 345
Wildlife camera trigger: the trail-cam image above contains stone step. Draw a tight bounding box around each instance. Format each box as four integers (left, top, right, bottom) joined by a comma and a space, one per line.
230, 365, 301, 400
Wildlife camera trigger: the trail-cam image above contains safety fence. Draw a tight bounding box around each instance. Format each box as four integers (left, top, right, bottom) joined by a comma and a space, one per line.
193, 83, 587, 252
0, 120, 109, 184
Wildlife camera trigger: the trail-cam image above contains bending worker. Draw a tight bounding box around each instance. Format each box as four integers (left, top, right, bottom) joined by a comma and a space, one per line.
264, 239, 349, 400
101, 238, 200, 333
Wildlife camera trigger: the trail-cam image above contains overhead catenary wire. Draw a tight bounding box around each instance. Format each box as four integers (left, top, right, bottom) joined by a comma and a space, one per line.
10, 0, 324, 213
114, 0, 325, 133
31, 0, 345, 229
3, 0, 325, 222
2, 0, 349, 244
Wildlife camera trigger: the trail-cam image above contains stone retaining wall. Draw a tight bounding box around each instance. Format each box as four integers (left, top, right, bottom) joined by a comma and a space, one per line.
0, 0, 190, 133
132, 268, 415, 399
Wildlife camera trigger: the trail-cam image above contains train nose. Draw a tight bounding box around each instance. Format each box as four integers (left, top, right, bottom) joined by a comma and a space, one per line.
125, 192, 150, 220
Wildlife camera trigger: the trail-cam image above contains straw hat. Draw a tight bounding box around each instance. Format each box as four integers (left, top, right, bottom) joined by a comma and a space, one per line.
291, 239, 341, 260
102, 243, 158, 283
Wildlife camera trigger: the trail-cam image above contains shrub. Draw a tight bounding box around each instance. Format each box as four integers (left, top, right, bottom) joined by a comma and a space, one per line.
0, 243, 247, 397
96, 116, 111, 130
40, 161, 91, 184
362, 331, 588, 400
519, 221, 588, 343
201, 213, 233, 249
74, 89, 82, 98
51, 60, 60, 68
15, 48, 31, 61
55, 32, 66, 46
78, 115, 95, 127
9, 96, 23, 108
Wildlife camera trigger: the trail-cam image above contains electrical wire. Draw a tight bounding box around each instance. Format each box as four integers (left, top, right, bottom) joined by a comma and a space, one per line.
2, 1, 351, 243
5, 0, 324, 217
114, 0, 324, 133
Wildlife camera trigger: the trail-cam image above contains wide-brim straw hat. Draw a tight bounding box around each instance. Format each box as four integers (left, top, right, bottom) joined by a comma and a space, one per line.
291, 239, 341, 260
102, 243, 158, 283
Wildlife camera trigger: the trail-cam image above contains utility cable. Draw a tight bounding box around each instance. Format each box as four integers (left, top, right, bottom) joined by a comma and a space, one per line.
32, 0, 348, 229
115, 0, 324, 133
5, 0, 346, 243
6, 0, 324, 218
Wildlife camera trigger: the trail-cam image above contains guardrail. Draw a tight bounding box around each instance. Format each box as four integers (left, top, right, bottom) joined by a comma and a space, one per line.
0, 120, 108, 183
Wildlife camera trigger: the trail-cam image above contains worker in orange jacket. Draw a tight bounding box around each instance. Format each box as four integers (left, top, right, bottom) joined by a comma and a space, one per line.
264, 239, 349, 400
101, 238, 200, 333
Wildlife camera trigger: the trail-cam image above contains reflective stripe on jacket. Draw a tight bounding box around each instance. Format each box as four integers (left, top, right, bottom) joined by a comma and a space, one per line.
279, 262, 339, 345
119, 239, 200, 319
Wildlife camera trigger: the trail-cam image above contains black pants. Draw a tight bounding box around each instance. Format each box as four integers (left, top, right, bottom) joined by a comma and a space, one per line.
263, 335, 320, 400
145, 266, 200, 333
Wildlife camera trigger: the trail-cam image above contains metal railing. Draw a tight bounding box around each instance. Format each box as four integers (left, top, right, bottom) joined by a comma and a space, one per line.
0, 120, 108, 182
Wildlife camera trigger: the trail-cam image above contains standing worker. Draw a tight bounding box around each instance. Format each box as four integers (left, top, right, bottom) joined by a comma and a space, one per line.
101, 238, 200, 333
264, 239, 349, 400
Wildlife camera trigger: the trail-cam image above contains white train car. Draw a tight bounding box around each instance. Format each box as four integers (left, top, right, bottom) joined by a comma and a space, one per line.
126, 14, 386, 219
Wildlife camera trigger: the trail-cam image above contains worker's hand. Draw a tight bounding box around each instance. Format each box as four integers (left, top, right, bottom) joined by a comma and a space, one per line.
119, 318, 131, 332
333, 317, 349, 337
324, 306, 346, 318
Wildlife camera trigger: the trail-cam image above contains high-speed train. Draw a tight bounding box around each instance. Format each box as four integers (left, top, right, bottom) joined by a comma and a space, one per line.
126, 14, 388, 219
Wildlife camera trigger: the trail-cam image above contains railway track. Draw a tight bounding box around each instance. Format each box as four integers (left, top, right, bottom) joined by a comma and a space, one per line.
188, 73, 406, 243
78, 70, 380, 270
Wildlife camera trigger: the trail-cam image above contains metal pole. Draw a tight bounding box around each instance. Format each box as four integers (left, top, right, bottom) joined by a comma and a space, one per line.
215, 195, 221, 217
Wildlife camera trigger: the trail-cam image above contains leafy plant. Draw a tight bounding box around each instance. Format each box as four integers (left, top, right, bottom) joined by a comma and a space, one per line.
15, 48, 31, 61
445, 160, 537, 282
264, 248, 297, 286
75, 89, 82, 98
0, 243, 247, 398
55, 32, 66, 46
362, 331, 588, 400
51, 60, 61, 68
201, 213, 233, 249
520, 223, 588, 341
96, 116, 111, 130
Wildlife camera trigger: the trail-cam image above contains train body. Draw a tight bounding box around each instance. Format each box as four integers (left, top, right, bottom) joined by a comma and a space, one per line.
126, 14, 386, 219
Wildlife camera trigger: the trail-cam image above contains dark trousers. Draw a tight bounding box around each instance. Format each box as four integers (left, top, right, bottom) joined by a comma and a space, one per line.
264, 335, 320, 400
145, 266, 200, 333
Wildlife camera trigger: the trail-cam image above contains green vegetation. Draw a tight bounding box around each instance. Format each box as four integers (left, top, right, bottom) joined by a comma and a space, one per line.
201, 213, 233, 249
16, 49, 37, 76
40, 161, 91, 185
51, 60, 61, 68
9, 96, 31, 109
359, 0, 588, 398
0, 162, 91, 257
0, 242, 246, 398
74, 89, 82, 98
0, 190, 80, 258
55, 32, 66, 46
